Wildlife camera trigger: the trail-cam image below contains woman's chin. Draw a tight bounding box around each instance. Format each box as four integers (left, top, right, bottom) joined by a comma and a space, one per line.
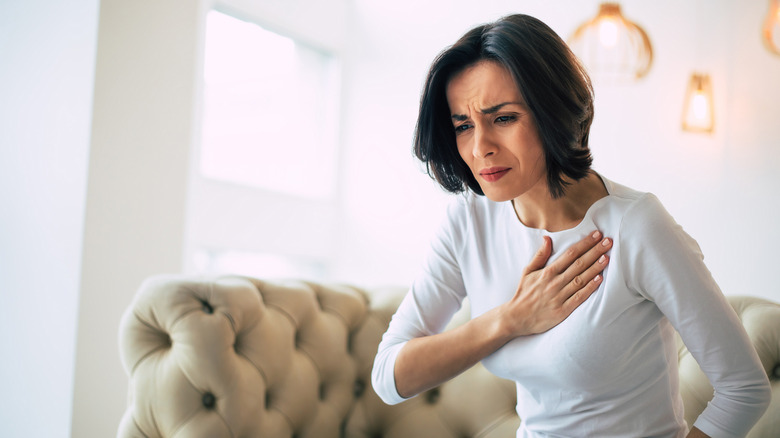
480, 187, 515, 203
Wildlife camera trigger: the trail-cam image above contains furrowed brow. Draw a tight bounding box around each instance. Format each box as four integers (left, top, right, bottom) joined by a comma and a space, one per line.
451, 101, 521, 122
480, 102, 515, 115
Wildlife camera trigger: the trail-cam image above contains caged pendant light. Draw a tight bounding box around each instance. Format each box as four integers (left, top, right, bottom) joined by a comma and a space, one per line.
569, 3, 653, 81
681, 73, 715, 133
764, 0, 780, 55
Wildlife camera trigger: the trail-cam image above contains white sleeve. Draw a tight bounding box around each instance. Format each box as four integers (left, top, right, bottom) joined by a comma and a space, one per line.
620, 194, 771, 438
371, 198, 468, 405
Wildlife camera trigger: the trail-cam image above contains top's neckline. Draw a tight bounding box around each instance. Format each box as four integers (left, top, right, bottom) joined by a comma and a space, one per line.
507, 173, 613, 237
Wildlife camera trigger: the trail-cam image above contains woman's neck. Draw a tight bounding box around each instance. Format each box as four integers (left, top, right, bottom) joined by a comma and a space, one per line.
512, 172, 608, 232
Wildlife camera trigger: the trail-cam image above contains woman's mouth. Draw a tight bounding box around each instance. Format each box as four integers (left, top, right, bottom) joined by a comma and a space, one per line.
479, 167, 510, 182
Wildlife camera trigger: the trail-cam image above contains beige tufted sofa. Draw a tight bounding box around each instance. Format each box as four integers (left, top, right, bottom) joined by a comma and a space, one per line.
118, 275, 780, 438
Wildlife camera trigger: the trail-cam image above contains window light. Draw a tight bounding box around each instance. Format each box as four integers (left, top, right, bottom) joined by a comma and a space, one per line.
199, 10, 340, 199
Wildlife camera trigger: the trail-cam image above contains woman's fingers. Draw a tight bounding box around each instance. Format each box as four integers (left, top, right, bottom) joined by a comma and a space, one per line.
554, 231, 612, 285
546, 230, 602, 272
523, 236, 553, 276
509, 231, 612, 336
561, 254, 608, 314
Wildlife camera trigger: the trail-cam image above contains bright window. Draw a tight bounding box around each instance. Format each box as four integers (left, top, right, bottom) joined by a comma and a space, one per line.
200, 10, 340, 199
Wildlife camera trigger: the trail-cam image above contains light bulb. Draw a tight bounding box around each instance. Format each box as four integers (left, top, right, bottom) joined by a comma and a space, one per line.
691, 93, 709, 122
598, 18, 620, 47
682, 73, 714, 133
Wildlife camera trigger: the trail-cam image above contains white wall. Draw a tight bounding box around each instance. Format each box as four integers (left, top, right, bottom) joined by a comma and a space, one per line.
70, 1, 201, 436
0, 1, 98, 437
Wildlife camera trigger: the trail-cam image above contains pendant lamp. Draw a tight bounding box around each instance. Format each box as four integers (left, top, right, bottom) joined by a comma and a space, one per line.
569, 3, 653, 81
764, 0, 780, 55
681, 73, 714, 133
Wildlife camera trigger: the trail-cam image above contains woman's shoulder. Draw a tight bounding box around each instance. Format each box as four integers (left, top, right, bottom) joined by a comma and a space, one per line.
601, 176, 648, 203
600, 176, 662, 211
598, 176, 678, 236
439, 192, 510, 248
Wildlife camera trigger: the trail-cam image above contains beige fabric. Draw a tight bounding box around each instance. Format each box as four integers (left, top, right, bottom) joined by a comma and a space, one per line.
118, 275, 779, 437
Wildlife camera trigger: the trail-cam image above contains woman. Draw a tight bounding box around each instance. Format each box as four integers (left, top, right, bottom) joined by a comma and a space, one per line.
372, 14, 771, 438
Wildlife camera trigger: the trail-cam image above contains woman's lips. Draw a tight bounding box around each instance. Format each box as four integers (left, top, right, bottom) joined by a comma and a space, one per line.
479, 167, 510, 182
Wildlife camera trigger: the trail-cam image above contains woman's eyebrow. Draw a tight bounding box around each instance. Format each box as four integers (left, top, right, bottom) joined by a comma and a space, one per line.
450, 101, 522, 121
481, 102, 518, 114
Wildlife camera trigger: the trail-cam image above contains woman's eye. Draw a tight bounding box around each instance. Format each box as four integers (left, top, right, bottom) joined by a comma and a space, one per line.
495, 115, 516, 124
454, 124, 472, 134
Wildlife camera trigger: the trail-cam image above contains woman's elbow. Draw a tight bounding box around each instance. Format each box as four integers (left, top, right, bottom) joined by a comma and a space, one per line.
739, 372, 773, 417
753, 376, 773, 414
371, 349, 408, 405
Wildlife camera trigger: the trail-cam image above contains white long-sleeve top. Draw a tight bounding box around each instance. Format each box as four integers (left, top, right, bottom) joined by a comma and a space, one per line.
372, 176, 771, 438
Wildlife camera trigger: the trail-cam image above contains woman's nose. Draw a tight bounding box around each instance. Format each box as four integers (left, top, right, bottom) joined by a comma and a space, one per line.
473, 127, 497, 158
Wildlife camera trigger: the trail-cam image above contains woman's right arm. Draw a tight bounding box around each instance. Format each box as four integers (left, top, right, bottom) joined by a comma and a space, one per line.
372, 230, 612, 403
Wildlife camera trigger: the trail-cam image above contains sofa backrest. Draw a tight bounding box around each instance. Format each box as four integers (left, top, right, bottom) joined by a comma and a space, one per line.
117, 275, 779, 438
118, 275, 520, 438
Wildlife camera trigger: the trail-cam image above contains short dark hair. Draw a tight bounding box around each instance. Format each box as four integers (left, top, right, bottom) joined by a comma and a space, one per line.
413, 14, 594, 198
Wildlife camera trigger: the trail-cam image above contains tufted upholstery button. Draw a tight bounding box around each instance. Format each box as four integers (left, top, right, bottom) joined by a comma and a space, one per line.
202, 392, 216, 409
319, 383, 326, 401
774, 364, 780, 379
425, 388, 440, 404
353, 380, 365, 398
200, 299, 213, 314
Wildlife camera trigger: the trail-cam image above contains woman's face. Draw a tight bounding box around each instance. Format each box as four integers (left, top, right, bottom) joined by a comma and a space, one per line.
446, 60, 547, 203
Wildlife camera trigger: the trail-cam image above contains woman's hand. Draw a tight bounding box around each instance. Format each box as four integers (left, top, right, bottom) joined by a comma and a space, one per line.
394, 230, 612, 398
499, 230, 612, 338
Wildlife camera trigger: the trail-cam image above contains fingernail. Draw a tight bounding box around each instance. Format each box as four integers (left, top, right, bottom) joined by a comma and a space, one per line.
593, 274, 602, 283
599, 255, 607, 264
592, 230, 601, 240
601, 238, 611, 247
